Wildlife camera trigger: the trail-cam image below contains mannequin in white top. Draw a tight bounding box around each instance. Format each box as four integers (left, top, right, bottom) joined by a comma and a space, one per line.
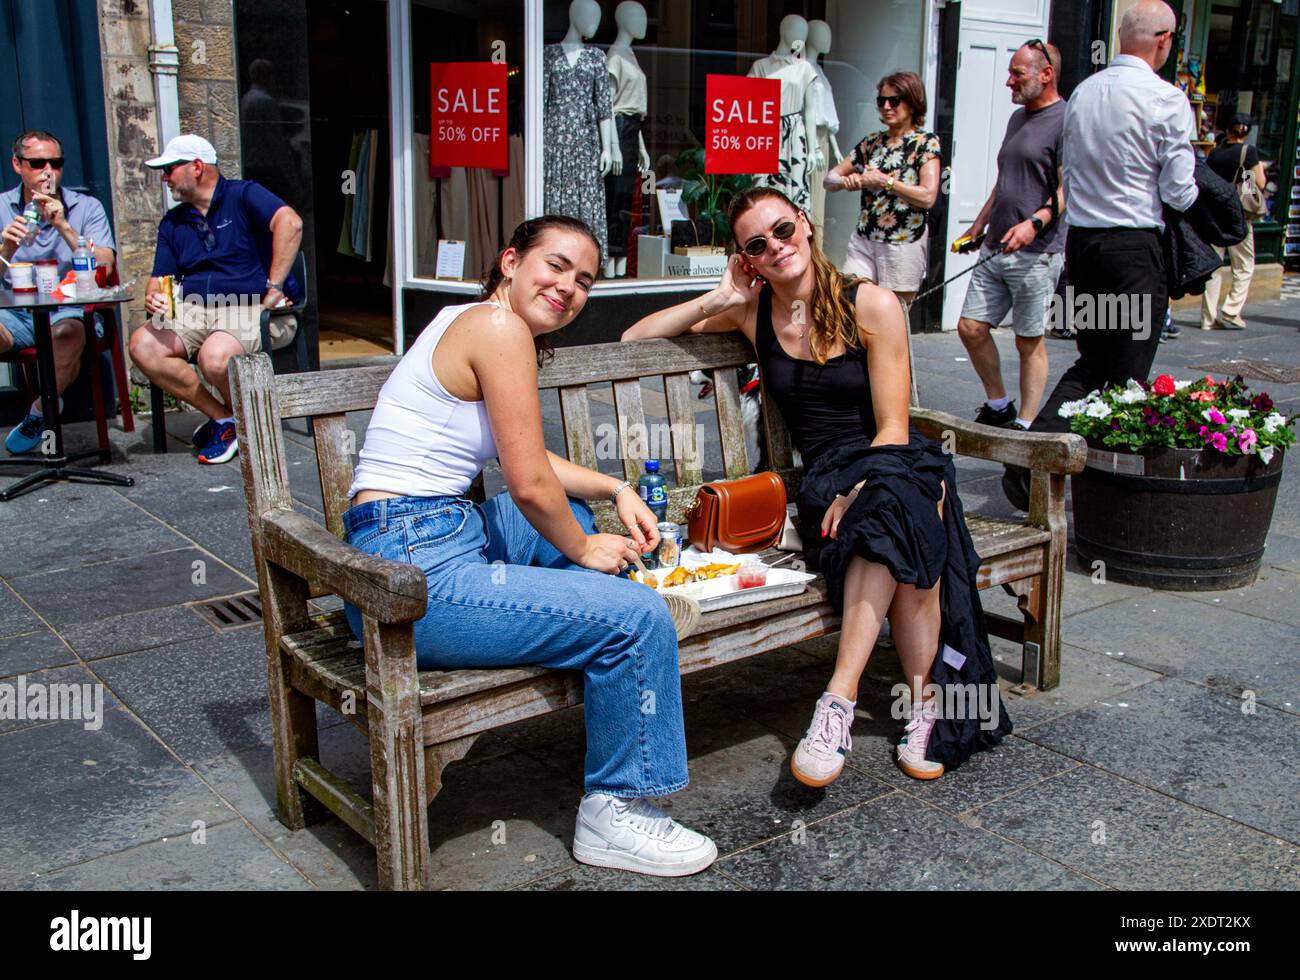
559, 0, 616, 178
806, 19, 842, 242
604, 1, 652, 279
748, 14, 823, 212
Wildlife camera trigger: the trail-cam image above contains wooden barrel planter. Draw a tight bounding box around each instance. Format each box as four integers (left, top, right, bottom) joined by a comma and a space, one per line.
1071, 444, 1285, 590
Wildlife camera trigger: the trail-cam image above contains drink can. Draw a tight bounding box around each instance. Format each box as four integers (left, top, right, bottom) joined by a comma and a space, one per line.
657, 522, 681, 568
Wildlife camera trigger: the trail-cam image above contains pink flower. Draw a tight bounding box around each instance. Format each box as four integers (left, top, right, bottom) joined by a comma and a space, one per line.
1207, 407, 1226, 424
1210, 432, 1228, 452
1239, 429, 1257, 453
1189, 391, 1215, 402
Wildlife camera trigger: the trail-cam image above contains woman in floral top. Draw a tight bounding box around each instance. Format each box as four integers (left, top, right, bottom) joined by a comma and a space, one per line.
824, 71, 941, 302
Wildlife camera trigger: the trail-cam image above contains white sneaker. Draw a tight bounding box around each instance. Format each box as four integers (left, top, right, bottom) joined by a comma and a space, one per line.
896, 698, 945, 780
572, 793, 718, 877
791, 692, 854, 787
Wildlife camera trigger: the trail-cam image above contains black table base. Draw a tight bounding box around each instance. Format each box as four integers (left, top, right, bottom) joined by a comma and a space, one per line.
0, 297, 135, 501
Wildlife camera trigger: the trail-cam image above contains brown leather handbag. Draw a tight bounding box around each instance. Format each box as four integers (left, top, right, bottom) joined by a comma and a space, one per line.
685, 472, 787, 553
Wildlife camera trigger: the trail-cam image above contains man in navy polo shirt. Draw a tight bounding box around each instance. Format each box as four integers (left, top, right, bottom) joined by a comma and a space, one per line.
0, 129, 117, 455
129, 134, 303, 464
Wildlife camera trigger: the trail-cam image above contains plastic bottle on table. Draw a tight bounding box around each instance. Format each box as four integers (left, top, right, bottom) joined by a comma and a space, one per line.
638, 460, 668, 524
73, 237, 95, 295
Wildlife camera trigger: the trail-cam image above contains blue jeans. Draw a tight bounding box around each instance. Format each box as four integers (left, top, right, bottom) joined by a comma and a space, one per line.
0, 306, 94, 349
341, 492, 689, 798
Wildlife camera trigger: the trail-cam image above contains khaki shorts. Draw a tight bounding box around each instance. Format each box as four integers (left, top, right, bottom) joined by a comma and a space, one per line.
842, 228, 930, 293
159, 300, 296, 359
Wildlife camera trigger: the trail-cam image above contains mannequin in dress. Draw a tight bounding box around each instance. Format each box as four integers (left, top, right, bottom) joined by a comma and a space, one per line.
748, 14, 823, 213
544, 0, 617, 259
806, 19, 842, 243
604, 1, 652, 278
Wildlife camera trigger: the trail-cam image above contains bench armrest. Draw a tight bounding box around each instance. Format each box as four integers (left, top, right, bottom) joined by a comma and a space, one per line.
259, 509, 428, 624
911, 407, 1087, 474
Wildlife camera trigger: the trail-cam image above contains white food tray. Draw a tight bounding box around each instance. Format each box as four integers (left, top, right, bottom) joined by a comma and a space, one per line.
659, 568, 815, 612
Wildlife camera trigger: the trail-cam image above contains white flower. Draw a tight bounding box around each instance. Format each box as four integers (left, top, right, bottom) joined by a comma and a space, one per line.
1227, 408, 1251, 422
1059, 399, 1088, 418
1262, 412, 1287, 434
1259, 445, 1275, 465
1116, 385, 1148, 405
1174, 380, 1193, 390
1085, 401, 1112, 419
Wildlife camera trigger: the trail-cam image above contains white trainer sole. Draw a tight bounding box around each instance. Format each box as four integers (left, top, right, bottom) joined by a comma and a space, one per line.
572, 838, 718, 877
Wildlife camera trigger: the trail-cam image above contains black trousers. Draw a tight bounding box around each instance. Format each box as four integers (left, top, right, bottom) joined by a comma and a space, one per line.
604, 113, 643, 258
1032, 227, 1168, 434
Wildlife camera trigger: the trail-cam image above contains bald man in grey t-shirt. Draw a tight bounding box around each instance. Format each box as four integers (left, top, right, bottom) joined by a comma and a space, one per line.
957, 41, 1066, 433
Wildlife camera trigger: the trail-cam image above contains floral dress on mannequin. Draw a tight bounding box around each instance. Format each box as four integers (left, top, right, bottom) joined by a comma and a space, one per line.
544, 44, 614, 260
748, 53, 818, 212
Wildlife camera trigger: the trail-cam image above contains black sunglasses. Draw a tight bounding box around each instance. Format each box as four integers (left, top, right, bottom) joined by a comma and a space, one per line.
1023, 38, 1054, 68
741, 219, 798, 257
876, 95, 903, 109
193, 216, 217, 250
161, 160, 194, 176
20, 156, 64, 170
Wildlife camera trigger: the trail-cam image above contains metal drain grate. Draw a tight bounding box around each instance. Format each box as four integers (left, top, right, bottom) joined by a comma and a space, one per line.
190, 592, 264, 632
1189, 360, 1300, 385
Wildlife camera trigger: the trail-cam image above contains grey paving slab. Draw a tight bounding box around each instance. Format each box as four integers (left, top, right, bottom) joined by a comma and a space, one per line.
715, 790, 1102, 890
58, 603, 217, 660
0, 628, 77, 677
1059, 593, 1300, 694
1255, 676, 1300, 716
970, 765, 1300, 890
521, 865, 743, 891
0, 706, 234, 883
1019, 677, 1300, 845
0, 583, 42, 636
0, 664, 120, 736
17, 818, 307, 890
154, 508, 259, 580
1180, 568, 1300, 629
845, 732, 1081, 816
8, 547, 250, 629
992, 640, 1162, 732
0, 489, 188, 578
91, 626, 345, 764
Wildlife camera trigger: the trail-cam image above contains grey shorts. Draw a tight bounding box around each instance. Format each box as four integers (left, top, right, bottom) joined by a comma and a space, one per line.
960, 246, 1064, 337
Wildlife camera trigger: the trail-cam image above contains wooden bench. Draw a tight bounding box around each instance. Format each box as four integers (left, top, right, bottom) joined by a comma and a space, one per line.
231, 332, 1086, 890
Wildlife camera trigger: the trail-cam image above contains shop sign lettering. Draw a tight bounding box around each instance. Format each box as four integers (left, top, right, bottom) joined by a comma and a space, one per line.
705, 74, 780, 175
430, 62, 508, 170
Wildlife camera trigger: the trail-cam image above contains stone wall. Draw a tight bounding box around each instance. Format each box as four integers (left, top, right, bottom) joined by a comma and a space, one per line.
173, 0, 241, 178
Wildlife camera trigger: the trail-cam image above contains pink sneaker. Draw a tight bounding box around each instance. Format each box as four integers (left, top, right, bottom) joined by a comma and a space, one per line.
791, 692, 855, 787
896, 697, 945, 780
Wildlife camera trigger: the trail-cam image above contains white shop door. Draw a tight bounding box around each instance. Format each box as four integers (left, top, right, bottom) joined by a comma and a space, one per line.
941, 28, 1028, 330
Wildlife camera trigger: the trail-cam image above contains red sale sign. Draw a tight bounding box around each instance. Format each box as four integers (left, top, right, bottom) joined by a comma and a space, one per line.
430, 62, 508, 170
705, 74, 780, 175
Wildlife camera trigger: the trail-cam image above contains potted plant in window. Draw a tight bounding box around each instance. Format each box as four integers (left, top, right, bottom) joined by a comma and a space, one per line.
673, 147, 754, 252
1063, 374, 1294, 589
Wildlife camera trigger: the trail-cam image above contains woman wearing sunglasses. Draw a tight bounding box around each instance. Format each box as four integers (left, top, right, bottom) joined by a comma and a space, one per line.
823, 71, 941, 303
622, 187, 1011, 787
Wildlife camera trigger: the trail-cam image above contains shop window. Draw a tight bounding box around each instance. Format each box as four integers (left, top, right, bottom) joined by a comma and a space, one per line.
409, 0, 527, 286
535, 0, 925, 285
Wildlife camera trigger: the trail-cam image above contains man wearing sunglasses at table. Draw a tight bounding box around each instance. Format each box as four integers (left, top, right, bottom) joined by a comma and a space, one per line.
0, 130, 116, 456
130, 134, 303, 465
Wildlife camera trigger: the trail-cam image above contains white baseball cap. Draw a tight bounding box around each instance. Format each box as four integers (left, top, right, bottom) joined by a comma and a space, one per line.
145, 134, 218, 169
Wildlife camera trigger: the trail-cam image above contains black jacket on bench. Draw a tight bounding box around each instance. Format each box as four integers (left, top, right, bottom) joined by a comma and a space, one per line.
797, 433, 1014, 769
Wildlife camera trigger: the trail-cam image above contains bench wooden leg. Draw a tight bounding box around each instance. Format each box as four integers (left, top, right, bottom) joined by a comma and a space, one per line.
1032, 546, 1063, 691
262, 563, 327, 830
361, 617, 431, 891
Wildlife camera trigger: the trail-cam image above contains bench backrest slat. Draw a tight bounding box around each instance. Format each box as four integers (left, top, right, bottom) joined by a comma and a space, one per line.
559, 385, 598, 471
312, 413, 356, 539
711, 368, 751, 479
663, 372, 704, 486
612, 379, 648, 483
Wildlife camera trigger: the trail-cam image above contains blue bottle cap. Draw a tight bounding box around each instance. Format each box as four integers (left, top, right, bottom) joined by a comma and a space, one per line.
644, 460, 660, 473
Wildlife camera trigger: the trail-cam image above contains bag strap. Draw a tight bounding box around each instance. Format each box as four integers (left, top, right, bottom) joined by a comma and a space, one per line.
1237, 143, 1249, 182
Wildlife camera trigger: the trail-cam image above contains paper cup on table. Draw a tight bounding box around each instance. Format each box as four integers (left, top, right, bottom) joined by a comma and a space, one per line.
34, 259, 59, 293
9, 262, 35, 292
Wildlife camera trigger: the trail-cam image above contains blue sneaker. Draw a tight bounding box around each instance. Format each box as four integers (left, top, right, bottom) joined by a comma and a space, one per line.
191, 417, 220, 449
5, 412, 45, 455
196, 420, 238, 464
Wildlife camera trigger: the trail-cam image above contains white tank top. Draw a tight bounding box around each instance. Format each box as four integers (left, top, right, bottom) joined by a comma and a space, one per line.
348, 301, 500, 500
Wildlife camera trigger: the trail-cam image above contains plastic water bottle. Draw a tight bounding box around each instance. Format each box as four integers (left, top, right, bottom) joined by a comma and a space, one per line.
638, 460, 668, 524
20, 200, 39, 246
73, 237, 95, 295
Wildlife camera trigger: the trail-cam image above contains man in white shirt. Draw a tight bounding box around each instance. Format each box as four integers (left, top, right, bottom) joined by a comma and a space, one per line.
1004, 0, 1197, 510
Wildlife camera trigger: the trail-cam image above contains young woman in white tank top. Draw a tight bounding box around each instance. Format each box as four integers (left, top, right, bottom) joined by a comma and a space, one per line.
340, 215, 717, 879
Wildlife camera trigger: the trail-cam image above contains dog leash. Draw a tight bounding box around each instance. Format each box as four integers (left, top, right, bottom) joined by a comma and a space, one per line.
911, 245, 1005, 303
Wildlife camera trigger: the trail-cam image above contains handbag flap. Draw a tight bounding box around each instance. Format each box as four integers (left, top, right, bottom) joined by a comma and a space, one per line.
700, 472, 786, 551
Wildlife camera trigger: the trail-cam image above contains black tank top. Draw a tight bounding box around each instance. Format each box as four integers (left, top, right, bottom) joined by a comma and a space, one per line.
755, 284, 877, 463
